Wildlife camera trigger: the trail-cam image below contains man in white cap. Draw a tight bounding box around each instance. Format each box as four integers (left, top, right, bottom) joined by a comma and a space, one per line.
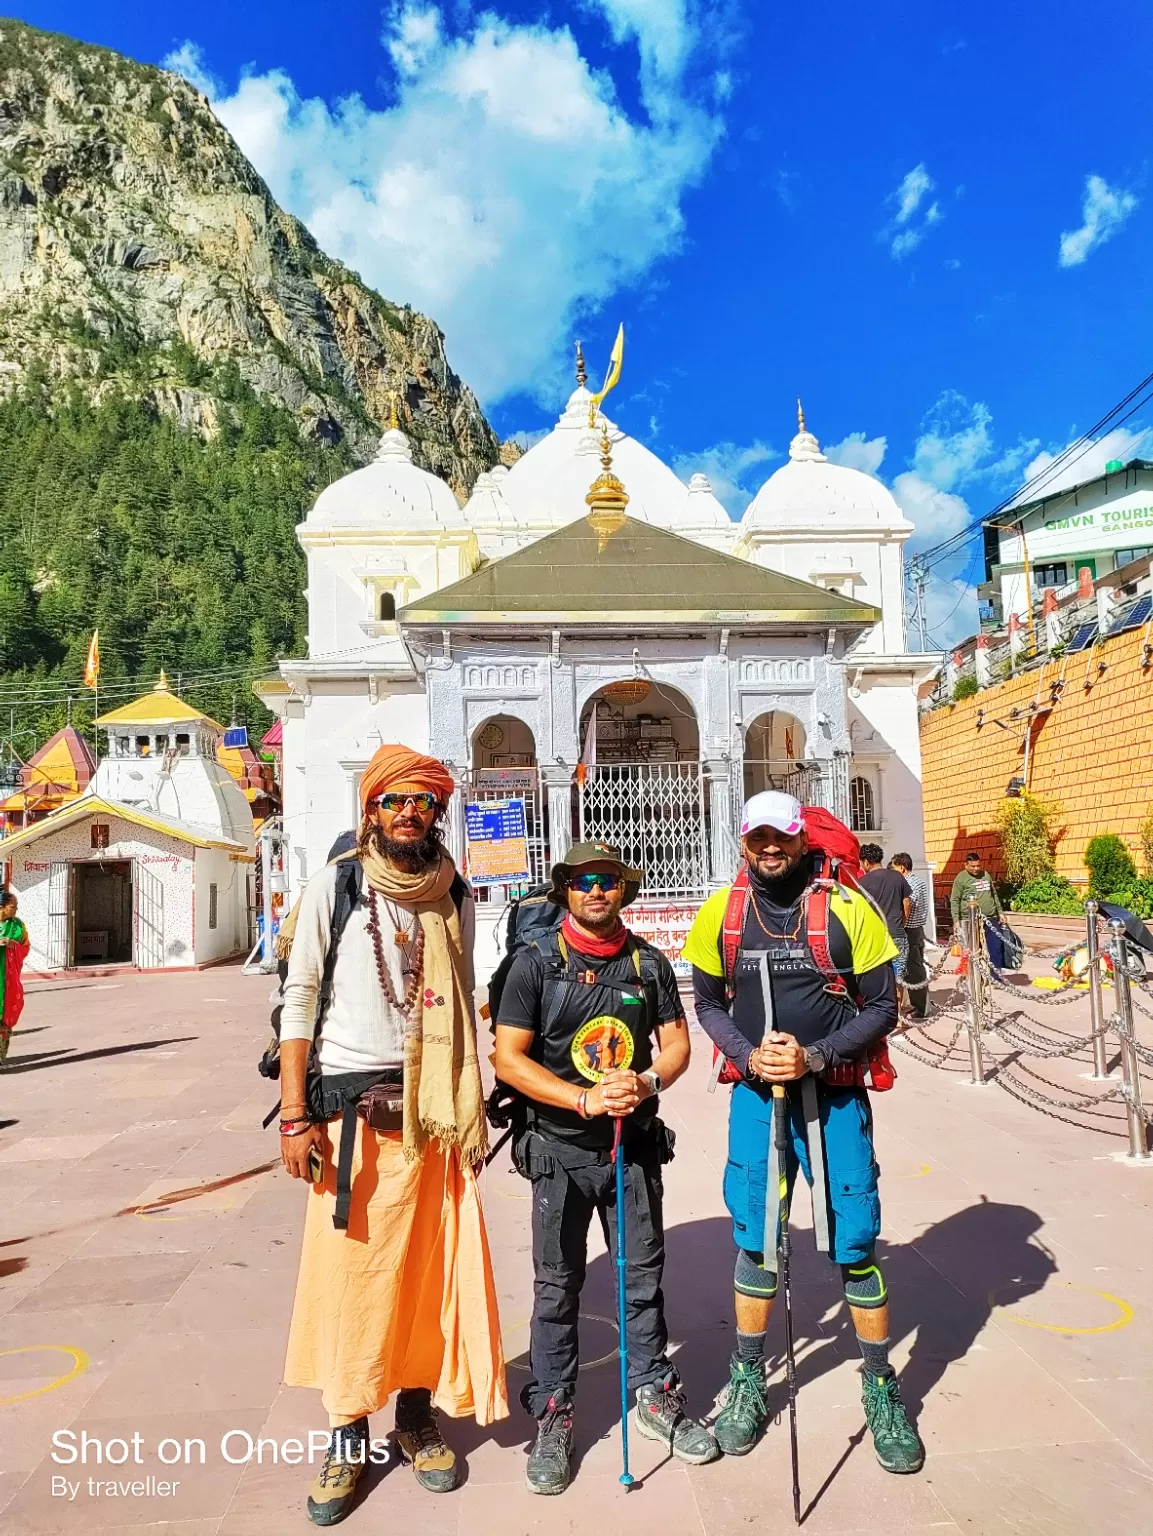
682, 792, 924, 1474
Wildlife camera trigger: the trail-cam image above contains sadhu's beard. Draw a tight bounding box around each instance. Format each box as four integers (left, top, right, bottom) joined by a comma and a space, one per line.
358, 818, 447, 874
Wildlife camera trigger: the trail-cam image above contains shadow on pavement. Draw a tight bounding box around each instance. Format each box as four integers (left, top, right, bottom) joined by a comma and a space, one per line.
449, 1196, 1053, 1503
3, 1035, 198, 1074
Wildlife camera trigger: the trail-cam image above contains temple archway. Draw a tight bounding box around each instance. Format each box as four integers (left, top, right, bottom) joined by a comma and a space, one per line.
742, 711, 815, 802
470, 713, 538, 771
574, 681, 705, 898
467, 714, 544, 900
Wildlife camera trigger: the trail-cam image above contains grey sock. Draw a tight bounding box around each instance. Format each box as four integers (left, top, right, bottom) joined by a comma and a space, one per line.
737, 1330, 766, 1365
857, 1335, 894, 1379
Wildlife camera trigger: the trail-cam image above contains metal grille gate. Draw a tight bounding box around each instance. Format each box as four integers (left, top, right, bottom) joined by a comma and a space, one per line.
134, 862, 165, 968
46, 860, 69, 969
576, 762, 708, 899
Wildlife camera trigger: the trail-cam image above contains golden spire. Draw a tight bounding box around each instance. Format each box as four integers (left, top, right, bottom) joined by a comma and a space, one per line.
387, 390, 400, 431
575, 340, 587, 388
157, 669, 169, 691
797, 397, 806, 433
586, 421, 630, 550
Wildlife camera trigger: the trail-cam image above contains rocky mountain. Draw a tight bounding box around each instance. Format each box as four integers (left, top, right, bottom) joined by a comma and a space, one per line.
0, 19, 499, 497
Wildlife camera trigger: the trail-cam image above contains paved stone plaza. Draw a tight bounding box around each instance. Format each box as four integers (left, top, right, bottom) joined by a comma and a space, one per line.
1, 956, 1152, 1534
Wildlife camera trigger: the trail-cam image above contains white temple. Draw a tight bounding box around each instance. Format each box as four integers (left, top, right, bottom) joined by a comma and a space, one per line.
259, 363, 941, 946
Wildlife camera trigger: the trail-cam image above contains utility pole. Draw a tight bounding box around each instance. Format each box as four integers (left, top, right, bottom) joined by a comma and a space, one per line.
908, 557, 929, 652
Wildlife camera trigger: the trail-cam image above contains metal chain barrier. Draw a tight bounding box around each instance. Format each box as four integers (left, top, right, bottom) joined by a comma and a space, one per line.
901, 900, 1152, 1158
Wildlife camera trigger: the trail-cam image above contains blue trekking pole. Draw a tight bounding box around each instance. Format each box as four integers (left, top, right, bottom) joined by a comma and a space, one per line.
612, 1115, 635, 1489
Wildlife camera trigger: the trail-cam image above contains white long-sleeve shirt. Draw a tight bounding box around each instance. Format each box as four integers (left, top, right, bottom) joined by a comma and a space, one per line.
279, 861, 476, 1075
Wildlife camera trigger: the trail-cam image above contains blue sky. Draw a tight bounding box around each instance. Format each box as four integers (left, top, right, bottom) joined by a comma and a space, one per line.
17, 1, 1153, 642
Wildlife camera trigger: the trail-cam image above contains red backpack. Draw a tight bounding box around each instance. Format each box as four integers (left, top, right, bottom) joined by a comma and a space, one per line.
710, 806, 896, 1092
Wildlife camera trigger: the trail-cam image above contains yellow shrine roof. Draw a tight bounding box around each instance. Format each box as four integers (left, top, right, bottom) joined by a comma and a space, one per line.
95, 672, 223, 731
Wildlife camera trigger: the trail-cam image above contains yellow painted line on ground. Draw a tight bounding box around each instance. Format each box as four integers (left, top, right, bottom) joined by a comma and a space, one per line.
992, 1281, 1134, 1335
0, 1345, 90, 1405
891, 1163, 932, 1179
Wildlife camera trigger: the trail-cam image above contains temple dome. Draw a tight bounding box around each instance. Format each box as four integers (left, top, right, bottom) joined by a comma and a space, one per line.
305, 425, 464, 530
742, 414, 909, 532
486, 380, 731, 531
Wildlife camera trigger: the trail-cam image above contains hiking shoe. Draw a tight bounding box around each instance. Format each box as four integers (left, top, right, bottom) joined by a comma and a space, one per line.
526, 1395, 573, 1495
635, 1373, 720, 1464
713, 1354, 769, 1456
306, 1418, 368, 1526
862, 1373, 925, 1474
394, 1388, 460, 1493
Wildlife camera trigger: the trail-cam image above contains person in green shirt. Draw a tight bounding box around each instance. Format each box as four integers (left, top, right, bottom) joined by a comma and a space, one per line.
950, 851, 1007, 969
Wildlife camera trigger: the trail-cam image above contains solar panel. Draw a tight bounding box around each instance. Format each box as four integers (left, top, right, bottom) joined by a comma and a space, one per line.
1066, 621, 1098, 652
1108, 594, 1153, 635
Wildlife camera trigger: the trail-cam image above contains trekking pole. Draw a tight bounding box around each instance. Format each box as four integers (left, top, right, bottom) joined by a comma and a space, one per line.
772, 1085, 801, 1525
612, 1116, 635, 1488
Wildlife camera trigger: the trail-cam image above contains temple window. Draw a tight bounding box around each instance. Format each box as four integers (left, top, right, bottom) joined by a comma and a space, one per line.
849, 775, 877, 833
379, 591, 396, 621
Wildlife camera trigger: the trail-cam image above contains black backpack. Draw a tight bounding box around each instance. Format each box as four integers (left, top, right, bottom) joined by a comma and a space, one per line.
260, 858, 468, 1085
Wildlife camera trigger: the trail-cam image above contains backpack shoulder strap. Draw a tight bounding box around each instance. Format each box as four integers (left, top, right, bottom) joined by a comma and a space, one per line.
316, 860, 362, 1034
804, 879, 863, 1003
449, 871, 468, 914
720, 868, 751, 995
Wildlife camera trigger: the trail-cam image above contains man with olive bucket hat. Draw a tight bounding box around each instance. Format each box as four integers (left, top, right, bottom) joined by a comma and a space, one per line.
495, 842, 719, 1494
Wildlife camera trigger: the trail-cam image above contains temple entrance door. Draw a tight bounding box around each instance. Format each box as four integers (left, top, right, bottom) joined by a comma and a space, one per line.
742, 712, 816, 802
575, 683, 707, 899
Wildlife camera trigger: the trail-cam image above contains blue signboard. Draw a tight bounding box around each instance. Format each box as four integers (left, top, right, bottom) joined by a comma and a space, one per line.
464, 797, 530, 885
223, 726, 249, 749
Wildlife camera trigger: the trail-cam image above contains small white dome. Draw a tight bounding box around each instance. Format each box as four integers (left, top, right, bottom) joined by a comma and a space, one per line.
743, 419, 908, 532
463, 467, 520, 526
305, 425, 464, 529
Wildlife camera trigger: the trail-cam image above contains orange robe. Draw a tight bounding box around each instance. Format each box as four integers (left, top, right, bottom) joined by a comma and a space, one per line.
284, 1121, 507, 1424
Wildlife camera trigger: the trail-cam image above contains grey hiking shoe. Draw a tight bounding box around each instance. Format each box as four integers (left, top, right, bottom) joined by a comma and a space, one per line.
713, 1354, 769, 1456
526, 1396, 573, 1495
635, 1373, 720, 1464
862, 1372, 925, 1474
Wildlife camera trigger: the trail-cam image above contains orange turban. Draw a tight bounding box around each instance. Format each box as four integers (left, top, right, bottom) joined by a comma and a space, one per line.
359, 744, 455, 815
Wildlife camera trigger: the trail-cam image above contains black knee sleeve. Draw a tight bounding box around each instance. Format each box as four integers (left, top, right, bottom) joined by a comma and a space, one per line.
841, 1253, 887, 1309
734, 1247, 778, 1300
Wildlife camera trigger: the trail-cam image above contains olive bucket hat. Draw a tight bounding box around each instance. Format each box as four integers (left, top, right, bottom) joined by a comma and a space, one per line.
549, 841, 643, 908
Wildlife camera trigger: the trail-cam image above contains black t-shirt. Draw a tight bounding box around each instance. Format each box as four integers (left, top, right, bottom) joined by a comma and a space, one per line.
496, 935, 684, 1149
730, 869, 860, 1051
859, 868, 912, 941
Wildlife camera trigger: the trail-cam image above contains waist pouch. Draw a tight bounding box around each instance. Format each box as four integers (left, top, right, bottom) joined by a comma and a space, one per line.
513, 1116, 676, 1181
306, 1069, 404, 1232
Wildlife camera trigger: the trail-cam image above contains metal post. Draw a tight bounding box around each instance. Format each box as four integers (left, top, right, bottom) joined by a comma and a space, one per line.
1086, 901, 1111, 1079
1108, 920, 1150, 1161
965, 896, 986, 1084
261, 822, 274, 971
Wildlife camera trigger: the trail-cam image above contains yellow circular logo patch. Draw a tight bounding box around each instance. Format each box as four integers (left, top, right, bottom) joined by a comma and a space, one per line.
571, 1017, 635, 1082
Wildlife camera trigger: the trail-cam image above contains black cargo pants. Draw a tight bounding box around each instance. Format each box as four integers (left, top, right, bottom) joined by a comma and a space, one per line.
516, 1129, 673, 1418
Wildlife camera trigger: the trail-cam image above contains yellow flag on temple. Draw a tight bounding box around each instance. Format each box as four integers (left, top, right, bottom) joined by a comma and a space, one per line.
83, 630, 100, 689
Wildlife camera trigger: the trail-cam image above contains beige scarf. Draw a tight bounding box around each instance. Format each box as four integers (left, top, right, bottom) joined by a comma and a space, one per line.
358, 844, 487, 1169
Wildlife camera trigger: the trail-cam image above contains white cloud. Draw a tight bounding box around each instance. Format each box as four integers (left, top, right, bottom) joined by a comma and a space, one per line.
824, 432, 887, 477
1014, 425, 1152, 503
886, 163, 943, 259
892, 470, 970, 540
1059, 175, 1138, 268
165, 3, 723, 404
922, 570, 979, 648
672, 439, 778, 516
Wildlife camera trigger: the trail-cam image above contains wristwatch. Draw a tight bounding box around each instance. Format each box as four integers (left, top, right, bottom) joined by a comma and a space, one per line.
804, 1045, 828, 1077
641, 1069, 663, 1096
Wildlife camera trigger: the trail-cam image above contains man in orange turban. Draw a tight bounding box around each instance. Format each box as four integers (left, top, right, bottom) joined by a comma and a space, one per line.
280, 743, 506, 1526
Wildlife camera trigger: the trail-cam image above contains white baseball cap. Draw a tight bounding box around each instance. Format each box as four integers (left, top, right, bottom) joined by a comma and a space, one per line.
740, 790, 805, 837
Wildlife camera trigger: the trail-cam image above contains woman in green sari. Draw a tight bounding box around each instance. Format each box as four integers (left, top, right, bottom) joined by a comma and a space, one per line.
0, 890, 30, 1066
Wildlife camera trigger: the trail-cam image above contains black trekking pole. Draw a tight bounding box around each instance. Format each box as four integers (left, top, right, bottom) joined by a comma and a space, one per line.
772, 1084, 801, 1524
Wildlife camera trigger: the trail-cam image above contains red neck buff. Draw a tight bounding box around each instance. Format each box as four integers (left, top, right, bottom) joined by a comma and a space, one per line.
561, 913, 628, 958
